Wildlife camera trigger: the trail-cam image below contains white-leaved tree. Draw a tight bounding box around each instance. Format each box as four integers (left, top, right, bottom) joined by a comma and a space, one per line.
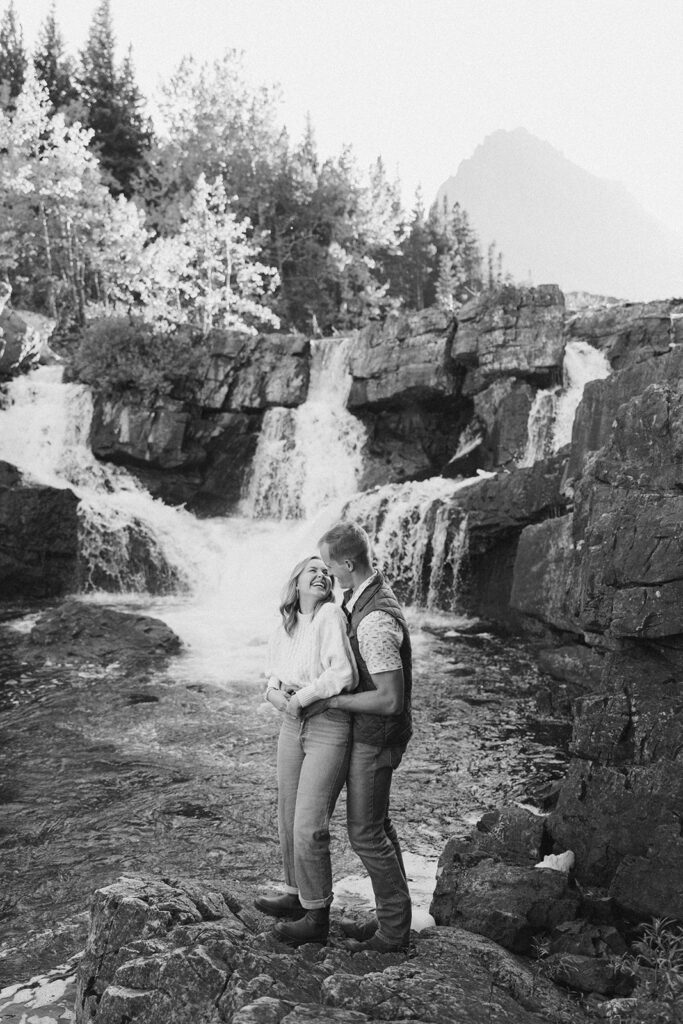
141, 174, 279, 336
0, 66, 148, 319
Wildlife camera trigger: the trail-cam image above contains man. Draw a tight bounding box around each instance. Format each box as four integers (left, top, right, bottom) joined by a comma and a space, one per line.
318, 520, 412, 953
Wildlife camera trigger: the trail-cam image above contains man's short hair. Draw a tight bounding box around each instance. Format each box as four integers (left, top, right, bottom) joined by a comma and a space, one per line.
319, 521, 372, 566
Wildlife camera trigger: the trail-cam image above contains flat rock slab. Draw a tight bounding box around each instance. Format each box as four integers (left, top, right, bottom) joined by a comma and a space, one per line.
28, 601, 181, 664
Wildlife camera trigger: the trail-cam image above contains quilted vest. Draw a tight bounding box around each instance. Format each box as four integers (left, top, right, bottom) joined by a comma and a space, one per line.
346, 572, 412, 748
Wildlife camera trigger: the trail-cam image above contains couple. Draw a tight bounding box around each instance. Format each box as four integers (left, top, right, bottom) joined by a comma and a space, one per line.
255, 520, 412, 953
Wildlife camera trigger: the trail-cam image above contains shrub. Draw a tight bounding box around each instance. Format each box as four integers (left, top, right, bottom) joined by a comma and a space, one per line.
72, 316, 207, 398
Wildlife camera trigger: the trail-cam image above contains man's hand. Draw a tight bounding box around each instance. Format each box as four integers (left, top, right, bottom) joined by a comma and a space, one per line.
284, 693, 302, 718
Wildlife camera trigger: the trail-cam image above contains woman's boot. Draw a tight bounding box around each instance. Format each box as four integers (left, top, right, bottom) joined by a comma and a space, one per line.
274, 906, 330, 946
254, 892, 305, 919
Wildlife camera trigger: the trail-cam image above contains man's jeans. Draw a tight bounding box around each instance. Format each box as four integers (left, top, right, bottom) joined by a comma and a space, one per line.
346, 742, 411, 947
277, 708, 351, 909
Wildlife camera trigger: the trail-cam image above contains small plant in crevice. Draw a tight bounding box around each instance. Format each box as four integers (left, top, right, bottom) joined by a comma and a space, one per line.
615, 917, 683, 1022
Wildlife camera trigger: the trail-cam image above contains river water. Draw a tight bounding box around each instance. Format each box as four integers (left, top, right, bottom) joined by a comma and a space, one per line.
0, 337, 608, 984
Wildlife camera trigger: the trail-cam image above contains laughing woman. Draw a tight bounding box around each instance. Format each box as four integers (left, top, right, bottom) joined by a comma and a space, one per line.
255, 555, 358, 946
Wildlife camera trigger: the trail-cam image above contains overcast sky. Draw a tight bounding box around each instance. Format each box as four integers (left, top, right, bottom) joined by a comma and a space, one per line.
13, 0, 683, 232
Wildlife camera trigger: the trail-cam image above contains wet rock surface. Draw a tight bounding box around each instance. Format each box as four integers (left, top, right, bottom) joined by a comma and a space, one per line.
453, 284, 566, 392
70, 875, 586, 1024
0, 460, 79, 599
87, 330, 309, 513
0, 303, 48, 379
26, 601, 182, 666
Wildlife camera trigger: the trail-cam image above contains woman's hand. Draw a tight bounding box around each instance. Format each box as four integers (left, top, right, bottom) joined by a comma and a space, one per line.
284, 693, 302, 719
266, 688, 289, 713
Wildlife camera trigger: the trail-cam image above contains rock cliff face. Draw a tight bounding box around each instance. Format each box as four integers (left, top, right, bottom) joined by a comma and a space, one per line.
86, 289, 570, 506
508, 346, 683, 921
341, 288, 683, 925
89, 330, 309, 514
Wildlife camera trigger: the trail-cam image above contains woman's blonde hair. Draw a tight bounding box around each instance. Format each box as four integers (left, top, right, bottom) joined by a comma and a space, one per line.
279, 555, 334, 636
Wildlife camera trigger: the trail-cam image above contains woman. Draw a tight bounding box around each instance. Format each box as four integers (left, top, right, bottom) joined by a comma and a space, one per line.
255, 554, 358, 946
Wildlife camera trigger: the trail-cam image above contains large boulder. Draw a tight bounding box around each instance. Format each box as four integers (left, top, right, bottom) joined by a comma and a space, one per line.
510, 515, 577, 634
471, 377, 535, 467
430, 805, 580, 954
0, 302, 51, 378
90, 393, 194, 469
453, 284, 566, 395
453, 452, 570, 622
0, 460, 79, 599
347, 309, 469, 485
29, 601, 182, 664
347, 307, 457, 408
198, 330, 309, 411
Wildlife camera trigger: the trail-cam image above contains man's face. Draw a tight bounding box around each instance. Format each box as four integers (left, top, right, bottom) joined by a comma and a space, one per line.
319, 543, 354, 591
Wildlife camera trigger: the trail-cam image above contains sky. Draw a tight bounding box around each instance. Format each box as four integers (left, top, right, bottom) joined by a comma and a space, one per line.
12, 0, 683, 232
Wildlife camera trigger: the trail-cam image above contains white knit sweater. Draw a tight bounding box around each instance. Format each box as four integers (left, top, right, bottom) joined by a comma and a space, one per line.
265, 602, 358, 708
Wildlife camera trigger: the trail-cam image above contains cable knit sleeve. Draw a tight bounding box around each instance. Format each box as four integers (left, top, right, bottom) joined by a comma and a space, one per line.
295, 603, 358, 707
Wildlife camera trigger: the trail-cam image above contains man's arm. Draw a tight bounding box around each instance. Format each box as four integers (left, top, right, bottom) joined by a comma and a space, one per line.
329, 669, 404, 715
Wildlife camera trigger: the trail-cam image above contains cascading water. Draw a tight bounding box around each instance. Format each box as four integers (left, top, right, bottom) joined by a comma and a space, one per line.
0, 364, 354, 681
344, 476, 478, 610
519, 340, 611, 466
0, 365, 217, 593
0, 334, 483, 679
242, 336, 367, 520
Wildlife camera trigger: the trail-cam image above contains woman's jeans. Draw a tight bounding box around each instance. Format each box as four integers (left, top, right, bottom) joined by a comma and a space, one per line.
346, 742, 412, 947
277, 707, 351, 909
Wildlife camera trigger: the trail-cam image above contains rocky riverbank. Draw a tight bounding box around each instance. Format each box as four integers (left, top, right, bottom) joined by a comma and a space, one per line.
1, 285, 682, 1020
0, 600, 572, 1008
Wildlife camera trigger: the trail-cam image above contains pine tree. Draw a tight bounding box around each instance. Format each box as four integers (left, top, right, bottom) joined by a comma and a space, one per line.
78, 0, 151, 196
388, 188, 435, 309
33, 2, 78, 112
0, 1, 27, 106
431, 200, 483, 310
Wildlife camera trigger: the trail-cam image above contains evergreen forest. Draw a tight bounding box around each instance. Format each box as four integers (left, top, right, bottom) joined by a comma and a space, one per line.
0, 0, 508, 391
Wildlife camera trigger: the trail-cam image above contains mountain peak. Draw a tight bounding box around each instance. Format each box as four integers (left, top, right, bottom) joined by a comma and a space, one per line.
437, 130, 682, 300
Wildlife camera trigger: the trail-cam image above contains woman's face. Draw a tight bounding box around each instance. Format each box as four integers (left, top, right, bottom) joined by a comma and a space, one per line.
297, 557, 332, 605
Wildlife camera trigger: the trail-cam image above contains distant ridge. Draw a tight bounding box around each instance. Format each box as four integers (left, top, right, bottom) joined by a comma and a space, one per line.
436, 128, 683, 301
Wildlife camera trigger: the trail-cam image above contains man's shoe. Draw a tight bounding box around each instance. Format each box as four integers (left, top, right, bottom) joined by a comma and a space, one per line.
343, 933, 408, 954
340, 915, 378, 941
254, 892, 305, 919
274, 907, 330, 947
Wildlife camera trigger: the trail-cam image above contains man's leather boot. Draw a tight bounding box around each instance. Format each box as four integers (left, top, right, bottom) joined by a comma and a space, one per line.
274, 906, 330, 946
254, 892, 305, 919
340, 914, 378, 941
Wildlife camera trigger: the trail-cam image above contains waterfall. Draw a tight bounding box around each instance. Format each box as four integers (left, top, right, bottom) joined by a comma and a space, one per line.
0, 364, 346, 680
242, 336, 366, 519
344, 477, 476, 610
519, 340, 611, 466
0, 366, 231, 594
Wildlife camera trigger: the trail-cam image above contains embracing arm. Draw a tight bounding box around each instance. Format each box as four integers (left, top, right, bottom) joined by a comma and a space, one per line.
293, 605, 358, 710
329, 668, 404, 715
